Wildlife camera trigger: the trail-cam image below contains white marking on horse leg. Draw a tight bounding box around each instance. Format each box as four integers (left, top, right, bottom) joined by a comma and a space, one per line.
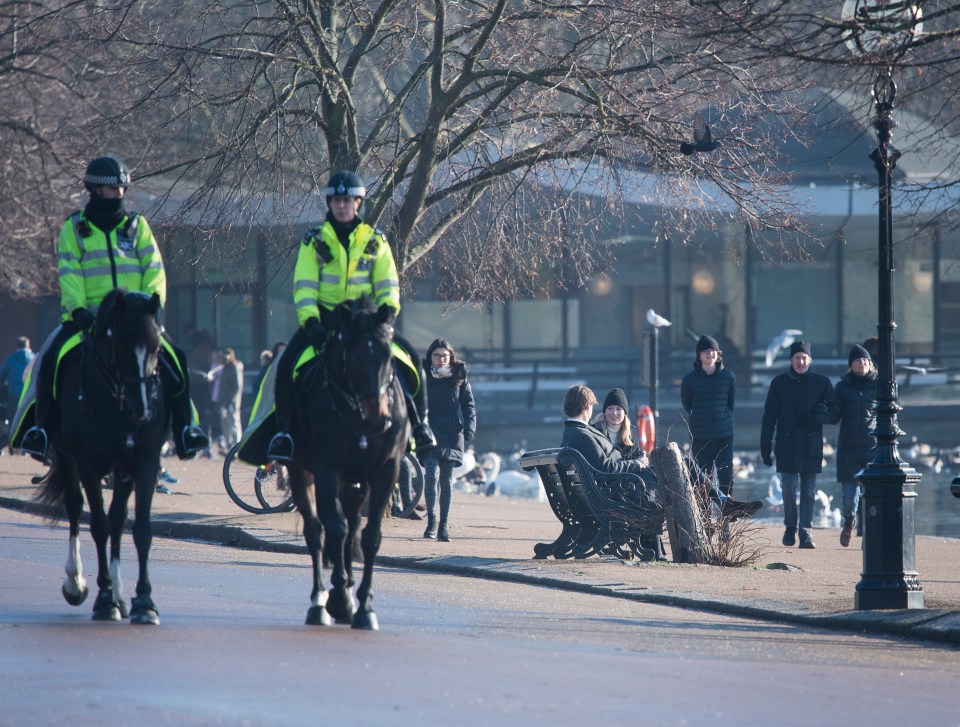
135, 345, 149, 416
110, 558, 123, 603
311, 590, 328, 608
63, 534, 87, 598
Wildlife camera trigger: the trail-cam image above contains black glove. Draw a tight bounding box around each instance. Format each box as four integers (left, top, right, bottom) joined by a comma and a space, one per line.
304, 317, 327, 349
72, 307, 94, 333
814, 402, 828, 424
761, 449, 773, 467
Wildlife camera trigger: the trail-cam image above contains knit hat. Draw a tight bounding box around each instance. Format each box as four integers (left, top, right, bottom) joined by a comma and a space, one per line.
602, 388, 629, 413
848, 344, 872, 365
789, 340, 812, 358
696, 334, 720, 354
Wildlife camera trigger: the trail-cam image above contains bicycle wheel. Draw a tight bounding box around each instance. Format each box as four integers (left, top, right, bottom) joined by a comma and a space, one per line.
392, 453, 424, 519
222, 444, 294, 514
255, 462, 296, 512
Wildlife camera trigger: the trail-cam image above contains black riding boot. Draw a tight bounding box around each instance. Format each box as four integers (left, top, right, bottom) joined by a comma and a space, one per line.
163, 346, 209, 460
19, 329, 69, 460
266, 329, 306, 463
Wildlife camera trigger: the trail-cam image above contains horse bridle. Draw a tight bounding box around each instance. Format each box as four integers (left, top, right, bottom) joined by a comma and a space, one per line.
317, 330, 396, 444
80, 327, 160, 411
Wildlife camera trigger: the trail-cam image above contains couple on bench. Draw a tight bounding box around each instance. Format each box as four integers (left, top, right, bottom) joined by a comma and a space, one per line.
561, 385, 762, 523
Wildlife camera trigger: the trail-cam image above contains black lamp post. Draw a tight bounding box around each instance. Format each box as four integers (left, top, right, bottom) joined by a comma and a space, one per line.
842, 0, 924, 610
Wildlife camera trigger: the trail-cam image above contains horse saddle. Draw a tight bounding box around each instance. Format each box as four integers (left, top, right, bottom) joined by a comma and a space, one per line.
235, 341, 419, 467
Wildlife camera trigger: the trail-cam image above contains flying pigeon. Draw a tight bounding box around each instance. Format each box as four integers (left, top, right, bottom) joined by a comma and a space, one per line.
765, 329, 803, 368
680, 110, 721, 155
900, 365, 948, 376
646, 309, 672, 328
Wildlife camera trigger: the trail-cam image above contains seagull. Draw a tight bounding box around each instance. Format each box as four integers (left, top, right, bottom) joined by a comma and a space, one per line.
680, 110, 721, 155
900, 365, 948, 377
646, 309, 672, 328
765, 329, 803, 368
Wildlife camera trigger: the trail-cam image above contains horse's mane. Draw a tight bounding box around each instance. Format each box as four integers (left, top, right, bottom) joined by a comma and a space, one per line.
330, 297, 394, 341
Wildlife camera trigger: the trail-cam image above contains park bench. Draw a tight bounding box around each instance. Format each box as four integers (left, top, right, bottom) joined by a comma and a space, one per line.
519, 447, 664, 562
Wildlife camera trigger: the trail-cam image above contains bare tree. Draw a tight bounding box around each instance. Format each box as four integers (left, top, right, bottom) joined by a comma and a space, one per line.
76, 0, 824, 300
0, 1, 140, 298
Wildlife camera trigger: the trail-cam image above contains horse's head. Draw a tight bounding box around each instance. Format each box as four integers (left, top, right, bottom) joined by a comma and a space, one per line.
96, 289, 163, 422
333, 299, 397, 435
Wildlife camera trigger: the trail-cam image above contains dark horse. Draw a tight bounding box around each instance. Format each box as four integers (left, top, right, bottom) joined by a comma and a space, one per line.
287, 298, 410, 630
36, 289, 169, 625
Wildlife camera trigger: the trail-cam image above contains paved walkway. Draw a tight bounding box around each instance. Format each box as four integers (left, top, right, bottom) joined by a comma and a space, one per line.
2, 453, 959, 645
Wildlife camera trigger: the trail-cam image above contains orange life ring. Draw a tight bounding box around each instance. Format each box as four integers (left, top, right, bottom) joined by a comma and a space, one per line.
637, 405, 655, 453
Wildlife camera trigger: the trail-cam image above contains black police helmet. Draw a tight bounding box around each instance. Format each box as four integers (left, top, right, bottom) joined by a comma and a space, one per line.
325, 170, 366, 200
84, 155, 131, 191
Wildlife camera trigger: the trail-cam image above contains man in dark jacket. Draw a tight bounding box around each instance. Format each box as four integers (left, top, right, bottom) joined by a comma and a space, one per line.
760, 340, 837, 549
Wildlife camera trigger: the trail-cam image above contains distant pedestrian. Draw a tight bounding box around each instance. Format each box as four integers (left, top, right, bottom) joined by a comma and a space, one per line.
253, 349, 274, 399
217, 348, 244, 450
680, 334, 737, 496
826, 344, 877, 547
421, 338, 476, 543
760, 340, 837, 549
0, 337, 33, 423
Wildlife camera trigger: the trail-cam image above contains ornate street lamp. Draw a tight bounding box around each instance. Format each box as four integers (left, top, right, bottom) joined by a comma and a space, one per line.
841, 0, 924, 610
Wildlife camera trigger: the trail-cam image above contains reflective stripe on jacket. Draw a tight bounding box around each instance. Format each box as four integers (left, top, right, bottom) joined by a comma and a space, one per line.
292, 221, 400, 327
58, 211, 166, 320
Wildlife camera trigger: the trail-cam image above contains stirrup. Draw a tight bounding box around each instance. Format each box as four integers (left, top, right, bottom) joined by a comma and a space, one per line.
267, 432, 294, 463
20, 426, 49, 458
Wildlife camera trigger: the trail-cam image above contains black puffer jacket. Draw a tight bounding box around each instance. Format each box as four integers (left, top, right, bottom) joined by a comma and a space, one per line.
424, 362, 476, 465
760, 366, 837, 474
680, 362, 735, 441
827, 370, 877, 482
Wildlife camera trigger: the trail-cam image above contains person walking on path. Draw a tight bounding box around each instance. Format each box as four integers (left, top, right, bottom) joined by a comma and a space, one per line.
217, 348, 244, 450
0, 337, 33, 424
826, 344, 877, 547
760, 340, 837, 549
421, 339, 476, 542
680, 334, 737, 496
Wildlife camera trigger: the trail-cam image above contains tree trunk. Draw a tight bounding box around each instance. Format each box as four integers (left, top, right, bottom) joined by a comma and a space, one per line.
651, 442, 709, 564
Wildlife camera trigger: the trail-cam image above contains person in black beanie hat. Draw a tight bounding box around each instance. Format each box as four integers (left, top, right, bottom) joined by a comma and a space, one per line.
681, 334, 737, 495
825, 344, 877, 546
760, 339, 837, 549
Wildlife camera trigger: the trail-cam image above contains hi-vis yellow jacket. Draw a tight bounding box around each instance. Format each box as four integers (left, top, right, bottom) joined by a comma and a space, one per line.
293, 220, 400, 327
57, 211, 166, 321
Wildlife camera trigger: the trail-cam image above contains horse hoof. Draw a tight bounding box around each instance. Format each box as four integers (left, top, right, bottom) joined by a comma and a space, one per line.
91, 590, 122, 621
130, 596, 160, 625
305, 605, 332, 626
62, 583, 89, 607
130, 608, 160, 626
325, 590, 356, 623
351, 610, 379, 631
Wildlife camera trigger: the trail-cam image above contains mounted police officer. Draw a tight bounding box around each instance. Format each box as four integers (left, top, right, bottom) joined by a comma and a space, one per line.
267, 170, 436, 463
17, 155, 209, 460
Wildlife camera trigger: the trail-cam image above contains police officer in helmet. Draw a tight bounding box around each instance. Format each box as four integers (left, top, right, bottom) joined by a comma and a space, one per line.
17, 155, 209, 460
267, 170, 436, 462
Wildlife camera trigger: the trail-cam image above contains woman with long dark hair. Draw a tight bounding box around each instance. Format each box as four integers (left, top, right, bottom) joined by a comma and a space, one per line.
421, 339, 476, 542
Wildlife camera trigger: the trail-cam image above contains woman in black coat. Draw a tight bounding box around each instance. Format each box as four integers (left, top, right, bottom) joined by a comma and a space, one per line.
826, 344, 877, 547
421, 338, 476, 542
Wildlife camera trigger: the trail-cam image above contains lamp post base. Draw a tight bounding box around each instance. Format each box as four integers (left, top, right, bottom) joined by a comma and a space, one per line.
854, 462, 924, 610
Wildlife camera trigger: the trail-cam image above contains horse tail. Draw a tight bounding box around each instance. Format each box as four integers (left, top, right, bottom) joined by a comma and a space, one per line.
33, 454, 69, 520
